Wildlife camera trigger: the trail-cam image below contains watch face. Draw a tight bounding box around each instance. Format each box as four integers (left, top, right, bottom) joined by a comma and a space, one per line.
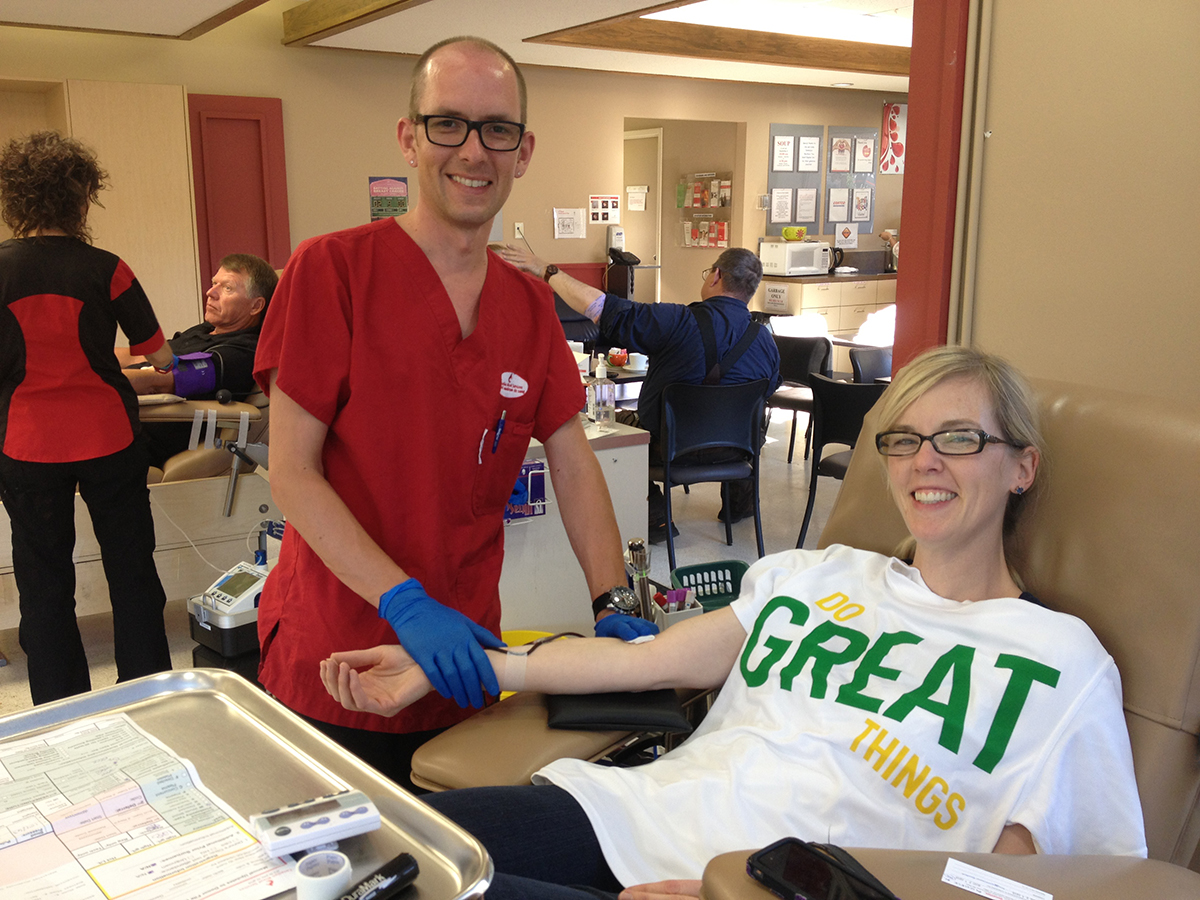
609, 586, 638, 613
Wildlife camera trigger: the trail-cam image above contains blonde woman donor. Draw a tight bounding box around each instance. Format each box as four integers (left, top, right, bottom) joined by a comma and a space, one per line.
321, 345, 1146, 900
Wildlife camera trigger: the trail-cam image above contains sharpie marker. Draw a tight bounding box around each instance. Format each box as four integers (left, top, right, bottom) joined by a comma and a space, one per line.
337, 852, 419, 900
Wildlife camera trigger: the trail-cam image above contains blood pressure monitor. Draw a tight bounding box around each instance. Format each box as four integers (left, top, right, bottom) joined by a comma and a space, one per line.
205, 561, 268, 614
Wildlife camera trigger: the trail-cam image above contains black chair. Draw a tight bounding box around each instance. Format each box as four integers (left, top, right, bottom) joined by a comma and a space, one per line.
796, 374, 888, 549
554, 294, 599, 344
766, 335, 832, 463
849, 346, 893, 384
649, 379, 770, 571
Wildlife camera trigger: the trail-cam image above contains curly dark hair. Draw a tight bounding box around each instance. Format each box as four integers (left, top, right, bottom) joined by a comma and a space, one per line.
0, 131, 108, 242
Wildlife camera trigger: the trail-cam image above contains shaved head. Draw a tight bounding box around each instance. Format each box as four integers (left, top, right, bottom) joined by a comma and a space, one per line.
409, 36, 527, 122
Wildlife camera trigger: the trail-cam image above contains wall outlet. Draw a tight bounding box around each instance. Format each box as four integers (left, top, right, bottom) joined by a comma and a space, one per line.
514, 222, 525, 239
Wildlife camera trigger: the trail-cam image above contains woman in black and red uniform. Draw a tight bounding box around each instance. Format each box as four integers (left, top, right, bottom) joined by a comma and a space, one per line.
0, 131, 175, 704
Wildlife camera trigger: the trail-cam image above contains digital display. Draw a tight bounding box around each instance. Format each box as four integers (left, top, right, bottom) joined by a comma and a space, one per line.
265, 798, 340, 826
216, 571, 263, 598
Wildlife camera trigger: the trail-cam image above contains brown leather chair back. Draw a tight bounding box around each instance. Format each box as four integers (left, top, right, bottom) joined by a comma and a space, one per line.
820, 379, 1200, 868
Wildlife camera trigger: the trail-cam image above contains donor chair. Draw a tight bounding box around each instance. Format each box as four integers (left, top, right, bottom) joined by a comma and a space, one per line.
412, 378, 1200, 896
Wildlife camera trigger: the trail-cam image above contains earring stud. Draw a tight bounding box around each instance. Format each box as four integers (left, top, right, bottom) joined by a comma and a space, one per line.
1014, 486, 1025, 495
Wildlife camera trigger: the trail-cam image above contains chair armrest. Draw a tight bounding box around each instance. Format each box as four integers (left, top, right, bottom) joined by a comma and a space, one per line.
410, 692, 631, 791
700, 849, 1200, 900
138, 399, 262, 424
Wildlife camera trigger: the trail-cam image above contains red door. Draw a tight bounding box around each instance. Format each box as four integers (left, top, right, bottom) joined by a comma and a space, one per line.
188, 94, 291, 277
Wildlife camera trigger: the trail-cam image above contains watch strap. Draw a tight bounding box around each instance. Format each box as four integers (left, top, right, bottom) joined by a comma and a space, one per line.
592, 589, 615, 617
542, 264, 559, 282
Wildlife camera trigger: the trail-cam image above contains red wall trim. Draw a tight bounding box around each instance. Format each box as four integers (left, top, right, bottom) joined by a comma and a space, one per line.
892, 0, 971, 367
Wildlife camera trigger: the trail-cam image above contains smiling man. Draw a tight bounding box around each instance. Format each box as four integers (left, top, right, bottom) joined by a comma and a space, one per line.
251, 37, 635, 789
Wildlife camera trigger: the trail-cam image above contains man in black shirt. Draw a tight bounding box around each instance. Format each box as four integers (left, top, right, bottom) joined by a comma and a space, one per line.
122, 253, 277, 466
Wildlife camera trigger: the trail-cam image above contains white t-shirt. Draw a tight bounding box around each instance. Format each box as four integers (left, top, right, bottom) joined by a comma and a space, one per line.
535, 546, 1146, 886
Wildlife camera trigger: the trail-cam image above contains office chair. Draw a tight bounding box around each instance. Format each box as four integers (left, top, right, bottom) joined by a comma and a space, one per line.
849, 346, 893, 383
649, 379, 770, 571
795, 374, 887, 549
766, 335, 832, 463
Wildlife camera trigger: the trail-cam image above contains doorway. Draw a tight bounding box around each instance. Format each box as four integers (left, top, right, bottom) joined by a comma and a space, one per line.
622, 128, 661, 304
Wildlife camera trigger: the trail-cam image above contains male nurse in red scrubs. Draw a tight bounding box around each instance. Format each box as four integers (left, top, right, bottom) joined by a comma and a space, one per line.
254, 36, 647, 790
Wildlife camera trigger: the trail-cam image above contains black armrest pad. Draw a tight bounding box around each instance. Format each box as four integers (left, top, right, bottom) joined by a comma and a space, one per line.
546, 689, 693, 734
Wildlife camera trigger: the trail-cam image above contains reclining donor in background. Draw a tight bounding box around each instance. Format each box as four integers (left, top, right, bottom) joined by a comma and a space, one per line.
322, 345, 1146, 900
120, 253, 277, 467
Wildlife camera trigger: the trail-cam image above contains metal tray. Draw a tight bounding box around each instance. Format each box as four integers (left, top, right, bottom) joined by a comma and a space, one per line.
0, 669, 492, 899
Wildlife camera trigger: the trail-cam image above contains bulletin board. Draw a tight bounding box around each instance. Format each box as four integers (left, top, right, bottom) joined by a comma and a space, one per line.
823, 126, 878, 240
765, 123, 824, 237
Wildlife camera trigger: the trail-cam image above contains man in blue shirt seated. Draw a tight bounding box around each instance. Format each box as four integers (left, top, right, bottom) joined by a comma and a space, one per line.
497, 245, 781, 542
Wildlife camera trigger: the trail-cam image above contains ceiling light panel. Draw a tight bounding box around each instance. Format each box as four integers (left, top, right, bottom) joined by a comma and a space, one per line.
645, 0, 913, 47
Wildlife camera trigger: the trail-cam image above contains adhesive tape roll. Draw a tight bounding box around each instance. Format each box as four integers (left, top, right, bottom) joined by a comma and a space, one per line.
295, 850, 353, 900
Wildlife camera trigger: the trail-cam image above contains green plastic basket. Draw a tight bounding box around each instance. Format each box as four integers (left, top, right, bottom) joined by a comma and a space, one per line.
670, 560, 749, 611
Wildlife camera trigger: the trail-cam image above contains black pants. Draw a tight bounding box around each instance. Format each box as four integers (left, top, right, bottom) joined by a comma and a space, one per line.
298, 715, 446, 795
0, 440, 172, 704
425, 785, 622, 899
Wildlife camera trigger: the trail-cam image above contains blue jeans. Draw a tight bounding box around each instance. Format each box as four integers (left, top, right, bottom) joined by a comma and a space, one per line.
424, 785, 622, 899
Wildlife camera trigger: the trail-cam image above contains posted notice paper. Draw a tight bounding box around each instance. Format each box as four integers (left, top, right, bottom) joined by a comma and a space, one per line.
798, 136, 821, 172
828, 188, 849, 222
772, 135, 795, 172
770, 188, 793, 224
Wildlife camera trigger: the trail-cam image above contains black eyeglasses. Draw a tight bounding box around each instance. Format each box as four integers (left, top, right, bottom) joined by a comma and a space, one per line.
875, 429, 1024, 457
415, 115, 526, 152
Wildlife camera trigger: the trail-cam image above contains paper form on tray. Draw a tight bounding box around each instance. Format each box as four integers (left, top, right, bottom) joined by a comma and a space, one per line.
0, 714, 294, 900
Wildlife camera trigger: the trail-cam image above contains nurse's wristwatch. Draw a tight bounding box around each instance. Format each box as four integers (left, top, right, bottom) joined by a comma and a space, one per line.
592, 585, 639, 618
542, 264, 559, 282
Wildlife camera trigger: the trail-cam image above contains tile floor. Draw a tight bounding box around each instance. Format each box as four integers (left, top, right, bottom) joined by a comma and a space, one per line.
0, 408, 841, 718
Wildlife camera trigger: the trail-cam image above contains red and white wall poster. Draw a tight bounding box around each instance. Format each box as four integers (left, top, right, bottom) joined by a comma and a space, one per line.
881, 103, 907, 173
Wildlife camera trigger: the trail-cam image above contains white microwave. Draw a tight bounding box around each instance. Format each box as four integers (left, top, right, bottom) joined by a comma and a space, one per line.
759, 241, 832, 276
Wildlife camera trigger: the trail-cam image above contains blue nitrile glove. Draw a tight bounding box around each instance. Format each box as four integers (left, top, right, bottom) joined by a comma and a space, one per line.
509, 477, 529, 508
594, 613, 660, 641
378, 578, 503, 708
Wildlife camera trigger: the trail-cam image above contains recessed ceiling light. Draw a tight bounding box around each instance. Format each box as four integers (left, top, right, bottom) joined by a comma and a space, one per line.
830, 82, 855, 88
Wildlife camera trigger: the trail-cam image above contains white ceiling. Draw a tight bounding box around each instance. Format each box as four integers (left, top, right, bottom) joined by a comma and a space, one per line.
0, 0, 911, 92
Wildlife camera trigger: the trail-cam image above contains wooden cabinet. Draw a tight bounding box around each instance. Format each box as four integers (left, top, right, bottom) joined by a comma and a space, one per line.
0, 78, 201, 336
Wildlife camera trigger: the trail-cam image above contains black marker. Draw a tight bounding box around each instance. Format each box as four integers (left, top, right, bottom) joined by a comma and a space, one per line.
337, 852, 419, 900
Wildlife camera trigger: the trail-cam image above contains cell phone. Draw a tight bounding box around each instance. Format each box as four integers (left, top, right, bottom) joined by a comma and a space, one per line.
608, 247, 641, 266
746, 838, 898, 900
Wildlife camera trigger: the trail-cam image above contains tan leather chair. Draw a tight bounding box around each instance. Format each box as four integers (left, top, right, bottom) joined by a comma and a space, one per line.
412, 379, 1200, 890
142, 390, 268, 484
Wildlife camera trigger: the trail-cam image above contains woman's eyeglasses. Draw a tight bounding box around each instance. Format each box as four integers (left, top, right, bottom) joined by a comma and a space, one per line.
875, 429, 1024, 457
415, 115, 525, 152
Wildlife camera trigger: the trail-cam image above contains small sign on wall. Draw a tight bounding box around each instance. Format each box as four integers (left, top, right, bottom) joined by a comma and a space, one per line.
368, 177, 408, 220
764, 283, 789, 312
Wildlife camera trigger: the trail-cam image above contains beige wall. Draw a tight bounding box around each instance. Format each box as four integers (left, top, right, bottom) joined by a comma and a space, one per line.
969, 0, 1200, 403
0, 0, 906, 271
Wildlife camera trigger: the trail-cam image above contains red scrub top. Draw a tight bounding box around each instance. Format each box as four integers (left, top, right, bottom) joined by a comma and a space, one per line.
254, 219, 584, 733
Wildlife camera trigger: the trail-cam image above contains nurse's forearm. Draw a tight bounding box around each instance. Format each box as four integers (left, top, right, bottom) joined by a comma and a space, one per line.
543, 417, 626, 599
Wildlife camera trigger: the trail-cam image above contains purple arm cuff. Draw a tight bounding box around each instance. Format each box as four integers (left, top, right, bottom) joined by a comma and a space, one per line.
173, 352, 218, 397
